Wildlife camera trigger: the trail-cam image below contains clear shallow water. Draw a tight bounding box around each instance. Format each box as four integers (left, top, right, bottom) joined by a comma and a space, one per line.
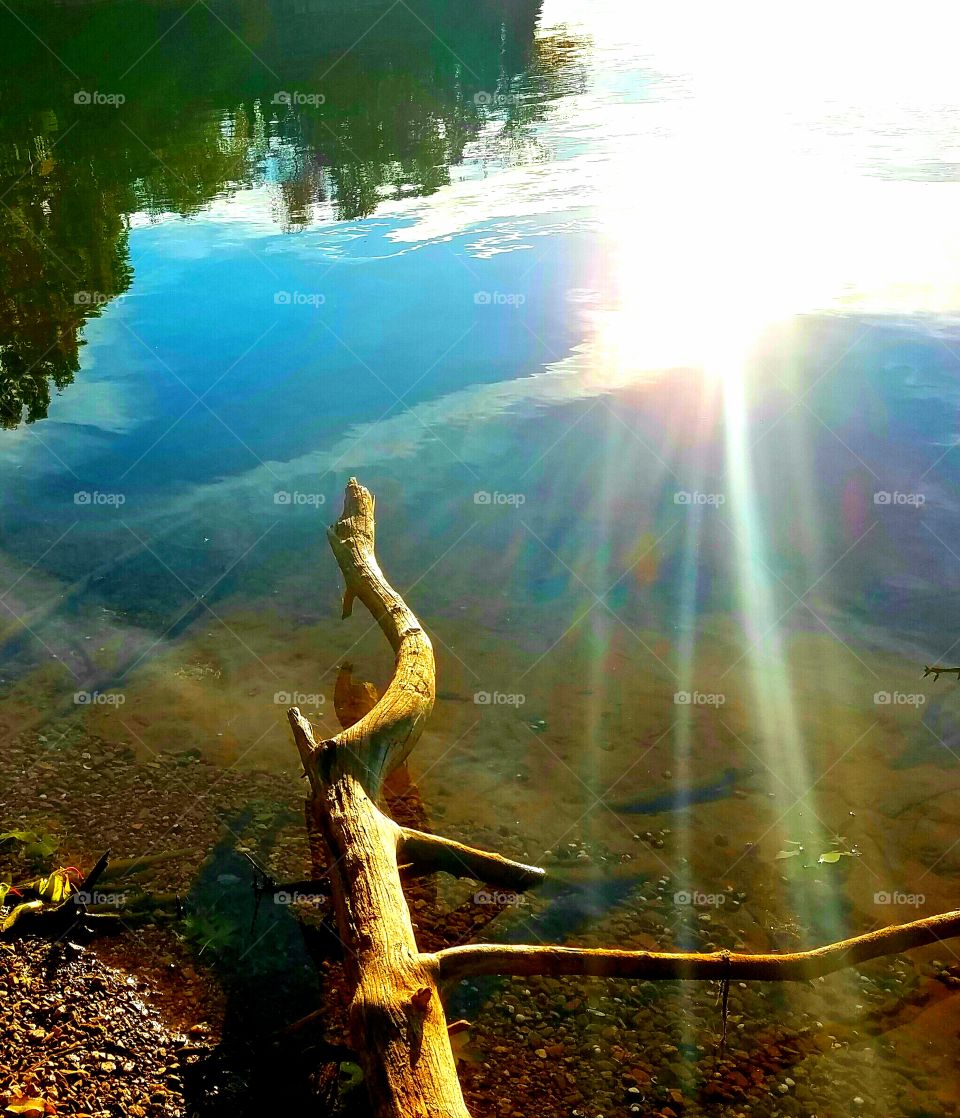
4, 0, 960, 1104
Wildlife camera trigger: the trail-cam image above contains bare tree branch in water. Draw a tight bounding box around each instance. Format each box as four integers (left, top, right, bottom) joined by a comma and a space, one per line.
291, 478, 960, 1118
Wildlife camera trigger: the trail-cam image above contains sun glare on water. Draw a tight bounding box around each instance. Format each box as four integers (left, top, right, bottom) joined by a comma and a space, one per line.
585, 0, 960, 385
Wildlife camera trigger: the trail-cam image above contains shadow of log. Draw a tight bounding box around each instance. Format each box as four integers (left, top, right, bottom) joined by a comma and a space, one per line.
179, 810, 348, 1116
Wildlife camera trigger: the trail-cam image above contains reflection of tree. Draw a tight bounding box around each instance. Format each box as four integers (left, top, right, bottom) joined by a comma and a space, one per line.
472, 29, 590, 167
0, 0, 580, 427
0, 149, 132, 428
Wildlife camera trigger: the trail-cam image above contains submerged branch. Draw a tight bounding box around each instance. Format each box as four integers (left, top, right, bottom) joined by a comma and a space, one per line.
922, 664, 960, 681
434, 907, 960, 983
399, 827, 545, 890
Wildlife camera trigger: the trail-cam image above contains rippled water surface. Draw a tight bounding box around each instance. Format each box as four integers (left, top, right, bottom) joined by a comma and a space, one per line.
4, 1, 960, 1110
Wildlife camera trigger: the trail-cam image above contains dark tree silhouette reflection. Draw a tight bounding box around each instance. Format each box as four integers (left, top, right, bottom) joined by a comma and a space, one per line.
0, 155, 132, 428
0, 0, 583, 428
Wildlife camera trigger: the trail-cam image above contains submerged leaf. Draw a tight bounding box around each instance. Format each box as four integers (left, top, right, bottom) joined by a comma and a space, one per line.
1, 899, 44, 932
1, 831, 62, 862
338, 1061, 364, 1090
15, 870, 73, 904
25, 835, 60, 861
41, 870, 74, 904
818, 850, 854, 865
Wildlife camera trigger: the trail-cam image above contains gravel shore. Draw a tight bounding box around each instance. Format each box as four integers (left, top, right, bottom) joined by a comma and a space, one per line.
1, 720, 957, 1117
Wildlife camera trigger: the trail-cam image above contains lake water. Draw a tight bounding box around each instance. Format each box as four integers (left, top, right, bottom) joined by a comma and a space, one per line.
4, 1, 960, 1112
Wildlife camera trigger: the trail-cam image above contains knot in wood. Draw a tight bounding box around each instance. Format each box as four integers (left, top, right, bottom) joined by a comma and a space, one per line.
410, 987, 432, 1013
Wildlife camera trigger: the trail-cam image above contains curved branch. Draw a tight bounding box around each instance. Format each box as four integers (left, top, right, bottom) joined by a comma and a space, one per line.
399, 827, 546, 890
434, 907, 960, 983
297, 478, 435, 798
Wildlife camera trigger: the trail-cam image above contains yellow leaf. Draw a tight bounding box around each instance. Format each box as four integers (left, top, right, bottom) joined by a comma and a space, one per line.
1, 900, 44, 932
5, 1097, 46, 1116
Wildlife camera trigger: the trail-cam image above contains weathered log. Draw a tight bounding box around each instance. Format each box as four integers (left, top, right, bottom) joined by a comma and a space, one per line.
291, 478, 960, 1118
289, 478, 474, 1118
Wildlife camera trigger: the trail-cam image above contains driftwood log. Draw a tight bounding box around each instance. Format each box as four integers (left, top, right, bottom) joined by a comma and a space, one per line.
289, 478, 960, 1118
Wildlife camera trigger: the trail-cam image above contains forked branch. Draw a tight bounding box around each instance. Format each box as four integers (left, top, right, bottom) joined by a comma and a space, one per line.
289, 479, 960, 1118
